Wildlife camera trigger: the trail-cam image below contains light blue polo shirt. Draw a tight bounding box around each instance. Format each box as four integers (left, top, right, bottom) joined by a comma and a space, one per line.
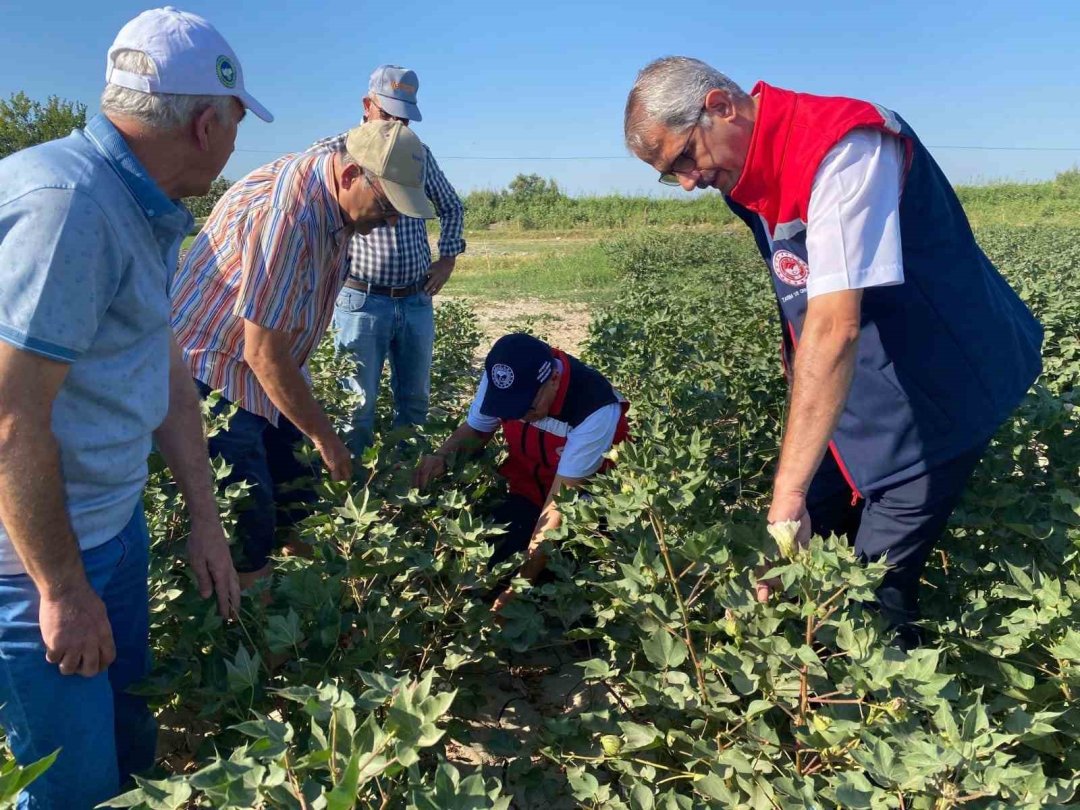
0, 114, 193, 574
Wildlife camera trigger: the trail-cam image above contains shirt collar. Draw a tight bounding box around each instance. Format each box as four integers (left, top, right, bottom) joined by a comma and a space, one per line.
84, 114, 189, 227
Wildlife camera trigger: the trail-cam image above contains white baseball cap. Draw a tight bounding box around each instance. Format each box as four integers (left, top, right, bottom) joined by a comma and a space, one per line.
105, 7, 273, 122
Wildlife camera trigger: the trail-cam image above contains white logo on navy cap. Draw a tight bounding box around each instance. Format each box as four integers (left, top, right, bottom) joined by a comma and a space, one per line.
492, 364, 515, 389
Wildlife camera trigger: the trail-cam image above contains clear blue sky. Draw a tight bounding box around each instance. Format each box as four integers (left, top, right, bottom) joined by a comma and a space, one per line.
3, 0, 1078, 196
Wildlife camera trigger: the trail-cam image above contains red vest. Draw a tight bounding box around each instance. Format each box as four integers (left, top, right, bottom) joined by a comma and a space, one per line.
730, 81, 912, 235
498, 350, 630, 507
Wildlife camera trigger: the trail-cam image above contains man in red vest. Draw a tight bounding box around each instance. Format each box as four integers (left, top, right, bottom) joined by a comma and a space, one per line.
623, 57, 1041, 645
413, 333, 630, 611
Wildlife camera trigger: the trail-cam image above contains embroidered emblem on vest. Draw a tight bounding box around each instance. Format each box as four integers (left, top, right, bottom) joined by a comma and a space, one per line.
772, 250, 809, 287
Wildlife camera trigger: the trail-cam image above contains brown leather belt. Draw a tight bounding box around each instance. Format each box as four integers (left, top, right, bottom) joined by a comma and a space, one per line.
344, 278, 425, 298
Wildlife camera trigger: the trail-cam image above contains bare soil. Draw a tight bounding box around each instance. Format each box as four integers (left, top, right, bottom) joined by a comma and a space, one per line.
442, 296, 593, 357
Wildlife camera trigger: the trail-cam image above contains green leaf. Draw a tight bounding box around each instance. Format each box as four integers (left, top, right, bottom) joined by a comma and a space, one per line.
998, 660, 1037, 691
98, 775, 193, 809
833, 771, 876, 809
630, 783, 656, 810
0, 749, 57, 802
618, 721, 663, 751
744, 699, 772, 720
642, 628, 688, 669
224, 645, 260, 694
1050, 628, 1080, 662
326, 749, 363, 810
694, 773, 737, 803
566, 767, 600, 801
265, 609, 303, 654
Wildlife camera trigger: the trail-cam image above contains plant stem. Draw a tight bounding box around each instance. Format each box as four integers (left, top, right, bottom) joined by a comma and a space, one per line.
283, 750, 309, 810
649, 509, 710, 707
329, 712, 338, 783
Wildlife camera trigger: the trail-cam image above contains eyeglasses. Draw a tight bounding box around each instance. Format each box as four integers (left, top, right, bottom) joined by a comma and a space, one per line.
658, 109, 704, 186
370, 100, 409, 125
362, 171, 397, 218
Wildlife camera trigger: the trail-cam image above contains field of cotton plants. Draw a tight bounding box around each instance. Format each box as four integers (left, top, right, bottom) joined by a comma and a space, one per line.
3, 183, 1079, 809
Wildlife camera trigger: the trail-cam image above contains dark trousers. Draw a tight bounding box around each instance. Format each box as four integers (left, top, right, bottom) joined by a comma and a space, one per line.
807, 443, 987, 633
488, 493, 543, 568
197, 381, 318, 573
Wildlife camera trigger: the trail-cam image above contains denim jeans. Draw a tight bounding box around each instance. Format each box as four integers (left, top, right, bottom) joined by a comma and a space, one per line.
196, 381, 318, 573
0, 504, 155, 809
333, 288, 434, 454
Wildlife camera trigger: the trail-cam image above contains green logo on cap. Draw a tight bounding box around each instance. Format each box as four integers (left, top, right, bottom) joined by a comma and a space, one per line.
216, 56, 237, 89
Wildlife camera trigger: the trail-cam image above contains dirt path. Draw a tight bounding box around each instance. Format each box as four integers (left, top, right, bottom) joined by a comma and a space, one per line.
442, 296, 593, 356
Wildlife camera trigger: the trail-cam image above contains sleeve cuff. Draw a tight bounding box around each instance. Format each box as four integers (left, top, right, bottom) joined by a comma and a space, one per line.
0, 323, 79, 363
806, 264, 905, 300
437, 240, 467, 258
557, 456, 604, 479
466, 413, 500, 433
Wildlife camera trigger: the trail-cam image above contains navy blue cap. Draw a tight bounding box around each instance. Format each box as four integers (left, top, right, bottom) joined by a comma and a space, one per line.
480, 333, 555, 420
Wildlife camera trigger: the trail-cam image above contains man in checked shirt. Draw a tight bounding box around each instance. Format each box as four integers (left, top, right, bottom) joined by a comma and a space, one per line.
311, 65, 466, 454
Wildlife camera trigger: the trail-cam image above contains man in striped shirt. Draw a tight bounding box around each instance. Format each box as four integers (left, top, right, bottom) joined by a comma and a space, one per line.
172, 120, 435, 587
311, 65, 466, 454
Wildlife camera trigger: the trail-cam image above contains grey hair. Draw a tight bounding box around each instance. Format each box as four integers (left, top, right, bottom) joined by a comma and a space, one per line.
100, 49, 234, 130
624, 56, 748, 159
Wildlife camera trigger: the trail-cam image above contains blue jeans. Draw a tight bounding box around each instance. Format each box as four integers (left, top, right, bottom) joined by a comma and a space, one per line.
0, 504, 155, 809
334, 288, 434, 454
197, 381, 318, 573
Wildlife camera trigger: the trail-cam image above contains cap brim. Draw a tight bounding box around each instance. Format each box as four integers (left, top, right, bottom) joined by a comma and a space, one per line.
239, 90, 274, 123
376, 93, 422, 122
381, 179, 436, 220
480, 385, 533, 421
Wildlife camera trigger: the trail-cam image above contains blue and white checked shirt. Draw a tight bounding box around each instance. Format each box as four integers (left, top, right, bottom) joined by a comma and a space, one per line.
310, 132, 466, 287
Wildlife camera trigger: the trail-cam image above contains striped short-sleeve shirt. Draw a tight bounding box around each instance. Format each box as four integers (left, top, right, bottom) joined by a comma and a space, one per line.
171, 151, 350, 424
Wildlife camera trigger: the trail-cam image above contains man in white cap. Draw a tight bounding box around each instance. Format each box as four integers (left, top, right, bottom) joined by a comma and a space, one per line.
0, 8, 271, 807
311, 65, 466, 454
172, 120, 435, 589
